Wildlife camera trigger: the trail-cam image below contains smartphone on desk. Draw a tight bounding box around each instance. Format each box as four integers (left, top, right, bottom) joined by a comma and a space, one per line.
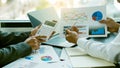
36, 20, 57, 40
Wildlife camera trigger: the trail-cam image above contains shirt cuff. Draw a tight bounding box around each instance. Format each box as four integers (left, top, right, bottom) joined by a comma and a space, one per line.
113, 27, 120, 35
118, 27, 120, 33
77, 37, 88, 49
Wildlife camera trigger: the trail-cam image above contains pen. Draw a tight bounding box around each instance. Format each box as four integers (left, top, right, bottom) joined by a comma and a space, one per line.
47, 61, 57, 63
72, 22, 78, 26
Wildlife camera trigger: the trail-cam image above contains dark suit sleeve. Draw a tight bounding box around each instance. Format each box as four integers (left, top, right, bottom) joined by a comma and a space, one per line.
0, 31, 30, 48
0, 42, 32, 67
0, 31, 32, 67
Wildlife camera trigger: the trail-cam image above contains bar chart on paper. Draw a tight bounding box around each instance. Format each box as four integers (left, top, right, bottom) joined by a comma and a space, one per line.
91, 27, 105, 35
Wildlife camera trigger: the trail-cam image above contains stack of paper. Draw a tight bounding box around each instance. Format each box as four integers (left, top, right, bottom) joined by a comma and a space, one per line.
65, 47, 87, 56
65, 47, 115, 68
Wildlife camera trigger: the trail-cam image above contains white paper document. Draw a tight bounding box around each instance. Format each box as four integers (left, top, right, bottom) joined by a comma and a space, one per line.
3, 45, 68, 68
64, 47, 115, 68
70, 56, 115, 68
3, 60, 68, 68
61, 5, 107, 37
65, 47, 87, 56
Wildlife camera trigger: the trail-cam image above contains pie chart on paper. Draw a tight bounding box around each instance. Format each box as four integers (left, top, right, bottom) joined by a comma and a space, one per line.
92, 11, 103, 21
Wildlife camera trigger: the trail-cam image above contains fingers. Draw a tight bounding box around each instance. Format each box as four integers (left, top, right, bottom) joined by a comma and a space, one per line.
30, 24, 41, 36
35, 35, 46, 39
65, 30, 79, 44
99, 19, 106, 24
34, 40, 40, 50
32, 36, 45, 50
65, 29, 71, 35
35, 36, 47, 42
50, 31, 56, 37
48, 31, 56, 39
71, 26, 79, 33
52, 31, 56, 35
99, 17, 114, 24
37, 24, 42, 29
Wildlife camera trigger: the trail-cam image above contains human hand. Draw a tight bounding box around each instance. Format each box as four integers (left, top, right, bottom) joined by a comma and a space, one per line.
30, 24, 55, 40
70, 26, 79, 33
25, 36, 46, 50
65, 29, 79, 44
48, 31, 56, 40
99, 18, 120, 32
69, 26, 84, 34
30, 25, 41, 36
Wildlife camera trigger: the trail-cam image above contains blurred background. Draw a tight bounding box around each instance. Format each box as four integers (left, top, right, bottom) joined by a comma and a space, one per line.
0, 0, 120, 20
0, 0, 120, 33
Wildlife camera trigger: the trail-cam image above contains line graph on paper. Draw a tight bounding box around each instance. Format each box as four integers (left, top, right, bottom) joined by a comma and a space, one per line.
61, 9, 89, 25
61, 5, 107, 37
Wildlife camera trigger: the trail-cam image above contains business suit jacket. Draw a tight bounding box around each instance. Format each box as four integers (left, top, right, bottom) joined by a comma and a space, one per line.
0, 31, 32, 67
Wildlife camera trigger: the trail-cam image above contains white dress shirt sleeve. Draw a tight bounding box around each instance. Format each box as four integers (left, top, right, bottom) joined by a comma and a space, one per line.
77, 28, 120, 63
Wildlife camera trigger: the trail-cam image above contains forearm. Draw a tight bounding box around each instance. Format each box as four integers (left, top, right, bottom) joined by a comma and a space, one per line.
77, 38, 109, 61
77, 38, 120, 63
112, 27, 120, 42
0, 31, 30, 47
0, 42, 32, 67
